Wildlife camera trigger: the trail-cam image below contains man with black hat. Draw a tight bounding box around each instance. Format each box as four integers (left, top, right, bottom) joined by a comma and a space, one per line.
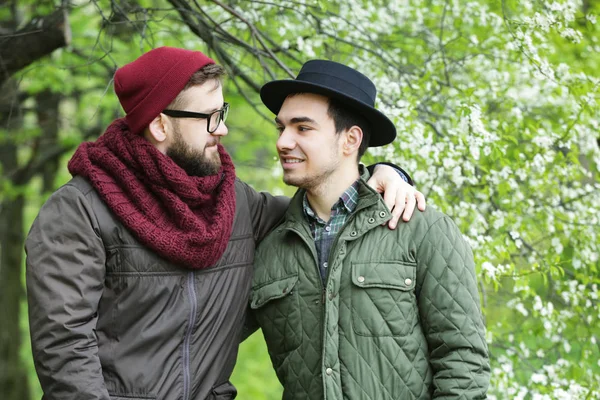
249, 60, 490, 399
24, 47, 424, 400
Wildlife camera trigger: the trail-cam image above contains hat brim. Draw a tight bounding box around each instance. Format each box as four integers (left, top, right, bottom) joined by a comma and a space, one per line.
260, 80, 396, 147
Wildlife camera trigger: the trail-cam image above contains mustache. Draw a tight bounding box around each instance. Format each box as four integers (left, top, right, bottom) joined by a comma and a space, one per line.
205, 139, 220, 148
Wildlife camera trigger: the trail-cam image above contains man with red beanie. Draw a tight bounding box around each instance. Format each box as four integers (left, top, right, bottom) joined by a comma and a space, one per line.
24, 46, 424, 400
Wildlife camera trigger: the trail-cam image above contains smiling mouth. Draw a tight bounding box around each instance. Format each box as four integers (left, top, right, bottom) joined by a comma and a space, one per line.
280, 156, 305, 164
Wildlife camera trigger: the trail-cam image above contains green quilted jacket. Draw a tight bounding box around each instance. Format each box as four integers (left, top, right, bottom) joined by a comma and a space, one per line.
250, 174, 490, 400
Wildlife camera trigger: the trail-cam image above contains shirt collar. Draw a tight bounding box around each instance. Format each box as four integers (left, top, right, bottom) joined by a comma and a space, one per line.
303, 179, 360, 222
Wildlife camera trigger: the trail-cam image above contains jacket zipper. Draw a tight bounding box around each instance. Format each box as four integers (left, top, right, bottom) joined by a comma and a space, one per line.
289, 216, 357, 400
182, 271, 197, 400
285, 192, 378, 400
320, 213, 359, 400
324, 212, 359, 293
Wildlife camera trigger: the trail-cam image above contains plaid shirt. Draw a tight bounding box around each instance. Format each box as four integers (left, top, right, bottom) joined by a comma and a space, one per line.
303, 181, 360, 283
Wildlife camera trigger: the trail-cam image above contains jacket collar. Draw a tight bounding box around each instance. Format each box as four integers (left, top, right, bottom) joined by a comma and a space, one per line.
282, 165, 392, 237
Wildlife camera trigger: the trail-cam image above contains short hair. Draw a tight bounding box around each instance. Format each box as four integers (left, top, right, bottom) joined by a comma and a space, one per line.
168, 64, 226, 110
327, 98, 371, 161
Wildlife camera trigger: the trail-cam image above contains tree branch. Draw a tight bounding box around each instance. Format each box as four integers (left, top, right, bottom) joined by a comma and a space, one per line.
166, 0, 263, 92
9, 124, 103, 186
0, 8, 71, 84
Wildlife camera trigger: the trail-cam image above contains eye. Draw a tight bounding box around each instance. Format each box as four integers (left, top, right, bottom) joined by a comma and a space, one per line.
276, 126, 284, 135
298, 126, 311, 132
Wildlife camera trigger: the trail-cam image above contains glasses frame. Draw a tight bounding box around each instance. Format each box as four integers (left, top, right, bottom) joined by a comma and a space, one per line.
162, 102, 229, 133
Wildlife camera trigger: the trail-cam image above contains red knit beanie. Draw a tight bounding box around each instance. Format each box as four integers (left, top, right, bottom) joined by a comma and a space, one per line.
114, 47, 215, 135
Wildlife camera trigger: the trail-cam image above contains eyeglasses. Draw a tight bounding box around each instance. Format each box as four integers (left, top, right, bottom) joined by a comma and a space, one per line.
162, 103, 230, 133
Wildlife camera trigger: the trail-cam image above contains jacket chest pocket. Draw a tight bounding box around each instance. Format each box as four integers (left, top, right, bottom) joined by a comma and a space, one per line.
350, 261, 418, 337
250, 275, 301, 354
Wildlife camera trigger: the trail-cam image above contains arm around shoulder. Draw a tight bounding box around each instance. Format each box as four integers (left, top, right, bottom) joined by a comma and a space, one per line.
415, 215, 490, 399
25, 183, 110, 400
239, 179, 290, 243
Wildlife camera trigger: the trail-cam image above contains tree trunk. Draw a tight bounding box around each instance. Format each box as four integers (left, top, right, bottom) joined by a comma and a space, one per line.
0, 197, 27, 400
36, 90, 62, 192
0, 79, 30, 400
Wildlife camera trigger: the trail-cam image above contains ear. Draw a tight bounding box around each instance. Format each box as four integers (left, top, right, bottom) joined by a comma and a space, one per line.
342, 125, 363, 156
145, 114, 170, 153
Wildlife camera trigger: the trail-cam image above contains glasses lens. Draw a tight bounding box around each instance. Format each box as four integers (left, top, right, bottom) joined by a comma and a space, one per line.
222, 103, 229, 123
208, 110, 221, 133
208, 104, 229, 133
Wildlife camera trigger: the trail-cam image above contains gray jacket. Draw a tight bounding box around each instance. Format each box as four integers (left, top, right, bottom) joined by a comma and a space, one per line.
25, 175, 288, 400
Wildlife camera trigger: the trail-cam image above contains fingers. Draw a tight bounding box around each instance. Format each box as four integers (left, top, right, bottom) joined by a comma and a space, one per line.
382, 181, 399, 213
387, 188, 426, 229
365, 175, 384, 194
387, 188, 407, 229
401, 192, 417, 222
415, 190, 427, 211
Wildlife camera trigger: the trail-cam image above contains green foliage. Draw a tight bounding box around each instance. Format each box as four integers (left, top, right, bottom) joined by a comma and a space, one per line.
231, 333, 283, 399
4, 0, 599, 399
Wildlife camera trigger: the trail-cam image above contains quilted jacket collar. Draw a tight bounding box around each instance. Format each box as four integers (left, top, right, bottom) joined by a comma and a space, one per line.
281, 165, 392, 239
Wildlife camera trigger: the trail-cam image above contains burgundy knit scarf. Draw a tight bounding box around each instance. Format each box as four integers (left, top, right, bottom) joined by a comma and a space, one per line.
68, 118, 236, 269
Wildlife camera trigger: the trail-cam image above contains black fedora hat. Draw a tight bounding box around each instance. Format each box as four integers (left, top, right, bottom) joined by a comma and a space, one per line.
260, 60, 396, 147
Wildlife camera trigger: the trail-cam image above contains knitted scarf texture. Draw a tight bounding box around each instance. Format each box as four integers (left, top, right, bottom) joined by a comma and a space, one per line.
68, 118, 236, 269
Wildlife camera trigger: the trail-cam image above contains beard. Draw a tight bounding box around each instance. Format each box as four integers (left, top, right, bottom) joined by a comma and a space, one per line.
283, 166, 338, 190
167, 130, 221, 177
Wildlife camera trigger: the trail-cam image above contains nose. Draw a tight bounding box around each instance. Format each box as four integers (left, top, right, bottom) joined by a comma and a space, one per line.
276, 127, 296, 152
212, 120, 228, 137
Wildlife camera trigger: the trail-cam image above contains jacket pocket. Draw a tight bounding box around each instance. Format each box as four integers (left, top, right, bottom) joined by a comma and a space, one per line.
250, 275, 301, 353
351, 261, 417, 337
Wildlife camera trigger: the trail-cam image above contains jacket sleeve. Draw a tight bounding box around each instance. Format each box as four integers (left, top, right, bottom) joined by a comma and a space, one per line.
416, 216, 490, 399
240, 306, 260, 342
25, 184, 110, 400
239, 180, 290, 243
365, 162, 413, 185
